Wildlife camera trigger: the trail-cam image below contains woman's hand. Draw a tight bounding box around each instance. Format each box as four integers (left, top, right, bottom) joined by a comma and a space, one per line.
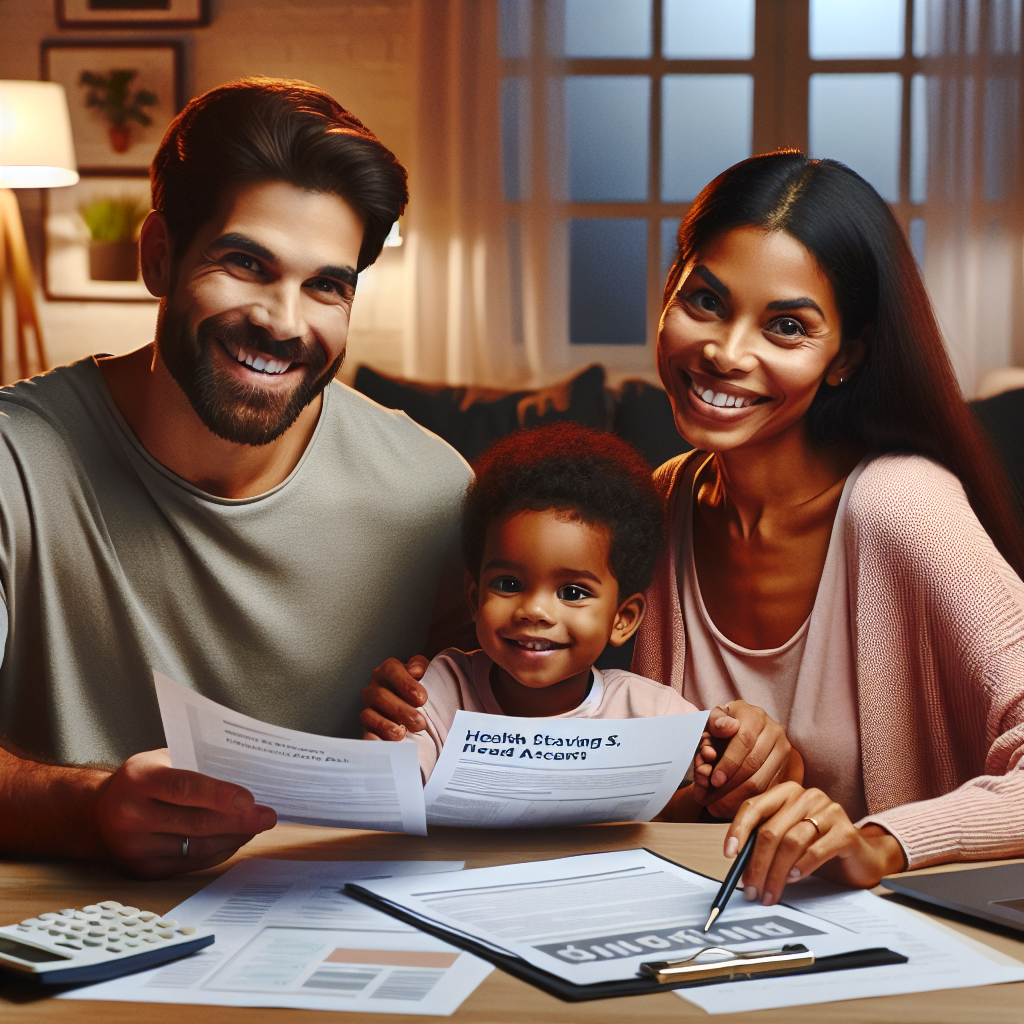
724, 782, 907, 906
692, 701, 797, 816
360, 656, 431, 740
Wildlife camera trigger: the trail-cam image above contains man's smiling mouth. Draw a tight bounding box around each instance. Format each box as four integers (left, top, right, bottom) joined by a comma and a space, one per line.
221, 337, 295, 376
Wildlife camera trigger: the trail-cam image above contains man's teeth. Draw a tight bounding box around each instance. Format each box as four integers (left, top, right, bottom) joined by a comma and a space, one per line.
691, 380, 751, 409
225, 339, 292, 375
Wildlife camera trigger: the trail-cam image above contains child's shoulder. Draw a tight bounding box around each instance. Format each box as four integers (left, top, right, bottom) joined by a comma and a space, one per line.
597, 669, 700, 716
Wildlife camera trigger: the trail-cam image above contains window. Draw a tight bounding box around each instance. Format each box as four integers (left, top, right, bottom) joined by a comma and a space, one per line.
499, 0, 1022, 376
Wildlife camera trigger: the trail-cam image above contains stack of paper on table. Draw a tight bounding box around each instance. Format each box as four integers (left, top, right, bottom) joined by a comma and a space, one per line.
61, 859, 493, 1016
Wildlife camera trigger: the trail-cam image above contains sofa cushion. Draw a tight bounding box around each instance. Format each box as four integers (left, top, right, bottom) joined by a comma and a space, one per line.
971, 387, 1024, 514
613, 379, 693, 469
354, 364, 608, 463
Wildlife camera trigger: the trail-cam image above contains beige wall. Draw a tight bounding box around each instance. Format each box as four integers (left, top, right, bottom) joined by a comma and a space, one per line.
1, 0, 414, 381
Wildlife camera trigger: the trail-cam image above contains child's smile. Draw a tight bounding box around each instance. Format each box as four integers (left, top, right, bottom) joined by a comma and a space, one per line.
467, 508, 644, 717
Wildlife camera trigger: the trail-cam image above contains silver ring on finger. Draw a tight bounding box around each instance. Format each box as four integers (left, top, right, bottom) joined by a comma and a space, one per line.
800, 816, 822, 836
182, 836, 190, 858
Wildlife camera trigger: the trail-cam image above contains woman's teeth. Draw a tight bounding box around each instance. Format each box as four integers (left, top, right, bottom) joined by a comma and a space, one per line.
223, 339, 292, 375
513, 638, 558, 651
690, 379, 753, 408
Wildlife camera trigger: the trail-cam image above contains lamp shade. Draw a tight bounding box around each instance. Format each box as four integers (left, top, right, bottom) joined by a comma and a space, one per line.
0, 80, 79, 188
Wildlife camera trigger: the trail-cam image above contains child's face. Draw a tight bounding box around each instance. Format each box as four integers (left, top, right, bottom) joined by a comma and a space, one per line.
467, 509, 644, 698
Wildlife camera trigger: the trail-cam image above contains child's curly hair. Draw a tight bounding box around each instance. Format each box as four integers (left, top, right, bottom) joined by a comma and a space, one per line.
462, 423, 665, 598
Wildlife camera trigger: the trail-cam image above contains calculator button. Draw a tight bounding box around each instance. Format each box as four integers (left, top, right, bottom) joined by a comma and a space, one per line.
118, 906, 140, 917
98, 901, 122, 911
106, 945, 124, 953
73, 911, 91, 921
69, 923, 86, 932
83, 937, 103, 947
125, 938, 140, 947
157, 930, 174, 940
82, 905, 101, 914
124, 929, 139, 938
56, 941, 83, 952
177, 926, 196, 936
88, 929, 106, 938
20, 919, 41, 927
121, 917, 140, 927
59, 909, 76, 917
137, 912, 156, 922
100, 912, 116, 920
49, 927, 65, 936
142, 935, 159, 944
16, 925, 29, 932
38, 913, 59, 921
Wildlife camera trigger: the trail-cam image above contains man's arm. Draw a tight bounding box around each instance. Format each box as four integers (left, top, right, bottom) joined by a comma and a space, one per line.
0, 739, 276, 879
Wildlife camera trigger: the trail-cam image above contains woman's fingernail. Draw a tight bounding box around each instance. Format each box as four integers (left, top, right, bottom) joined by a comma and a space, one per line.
711, 770, 727, 787
724, 837, 739, 858
744, 885, 758, 901
762, 891, 776, 907
788, 868, 801, 881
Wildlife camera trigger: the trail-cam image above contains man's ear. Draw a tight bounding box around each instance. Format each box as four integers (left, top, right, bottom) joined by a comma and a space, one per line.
825, 325, 869, 387
464, 570, 480, 622
608, 593, 645, 647
139, 211, 173, 298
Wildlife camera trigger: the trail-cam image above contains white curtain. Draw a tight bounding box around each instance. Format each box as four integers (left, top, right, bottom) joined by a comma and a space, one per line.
917, 0, 1023, 395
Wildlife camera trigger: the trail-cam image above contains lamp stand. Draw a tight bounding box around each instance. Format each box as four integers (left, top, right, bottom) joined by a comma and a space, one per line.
0, 188, 48, 385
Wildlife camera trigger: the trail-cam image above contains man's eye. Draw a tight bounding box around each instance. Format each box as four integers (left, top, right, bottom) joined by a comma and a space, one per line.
557, 585, 591, 602
309, 278, 355, 300
226, 253, 262, 273
491, 576, 522, 593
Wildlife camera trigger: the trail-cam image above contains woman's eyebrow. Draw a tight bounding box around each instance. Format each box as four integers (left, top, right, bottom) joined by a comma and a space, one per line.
767, 297, 824, 316
692, 265, 730, 296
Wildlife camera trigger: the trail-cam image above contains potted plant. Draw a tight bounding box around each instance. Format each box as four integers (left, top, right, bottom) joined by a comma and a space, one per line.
79, 69, 158, 154
80, 196, 150, 281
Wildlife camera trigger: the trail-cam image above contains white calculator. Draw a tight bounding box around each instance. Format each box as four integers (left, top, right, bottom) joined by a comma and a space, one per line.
0, 900, 214, 985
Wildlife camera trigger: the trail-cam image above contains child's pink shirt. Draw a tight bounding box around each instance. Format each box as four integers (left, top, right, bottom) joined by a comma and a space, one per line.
407, 648, 699, 780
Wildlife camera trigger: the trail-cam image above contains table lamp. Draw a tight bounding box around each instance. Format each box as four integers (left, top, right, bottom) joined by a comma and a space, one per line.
0, 80, 79, 383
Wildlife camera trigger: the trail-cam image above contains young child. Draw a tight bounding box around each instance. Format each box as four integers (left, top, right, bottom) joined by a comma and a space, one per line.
373, 422, 712, 818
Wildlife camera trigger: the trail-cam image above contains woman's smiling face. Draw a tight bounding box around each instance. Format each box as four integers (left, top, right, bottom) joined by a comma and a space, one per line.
658, 225, 854, 453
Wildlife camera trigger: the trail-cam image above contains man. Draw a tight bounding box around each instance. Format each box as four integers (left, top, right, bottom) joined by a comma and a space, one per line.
0, 79, 470, 878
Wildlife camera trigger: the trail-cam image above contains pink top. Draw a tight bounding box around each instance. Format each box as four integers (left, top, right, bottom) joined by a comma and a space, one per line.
407, 648, 699, 780
680, 454, 868, 821
633, 450, 1024, 870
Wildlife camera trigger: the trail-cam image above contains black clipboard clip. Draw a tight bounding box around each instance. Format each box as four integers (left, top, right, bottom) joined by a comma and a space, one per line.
640, 943, 814, 984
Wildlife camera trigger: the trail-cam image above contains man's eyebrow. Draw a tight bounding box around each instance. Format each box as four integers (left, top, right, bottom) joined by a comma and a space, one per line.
209, 233, 277, 263
767, 297, 825, 316
692, 264, 730, 297
315, 264, 359, 287
483, 558, 603, 585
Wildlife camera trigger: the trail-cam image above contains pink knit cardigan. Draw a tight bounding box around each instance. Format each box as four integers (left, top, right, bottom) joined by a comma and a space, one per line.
632, 450, 1024, 870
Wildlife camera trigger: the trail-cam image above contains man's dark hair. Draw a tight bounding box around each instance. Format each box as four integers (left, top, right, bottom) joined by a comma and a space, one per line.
151, 77, 408, 270
463, 423, 665, 599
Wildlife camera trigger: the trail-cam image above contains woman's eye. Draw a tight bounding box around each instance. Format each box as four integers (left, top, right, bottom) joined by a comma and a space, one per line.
683, 289, 724, 317
491, 576, 522, 594
771, 316, 805, 338
557, 585, 591, 602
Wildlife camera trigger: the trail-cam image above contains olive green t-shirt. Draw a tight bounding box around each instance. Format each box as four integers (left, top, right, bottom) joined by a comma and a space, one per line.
0, 358, 471, 765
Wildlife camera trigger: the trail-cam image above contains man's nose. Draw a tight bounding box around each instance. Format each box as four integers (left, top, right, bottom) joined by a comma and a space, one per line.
247, 283, 305, 341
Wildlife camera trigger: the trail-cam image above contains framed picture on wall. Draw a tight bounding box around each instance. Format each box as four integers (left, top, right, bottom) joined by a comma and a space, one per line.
44, 173, 158, 302
56, 1, 210, 30
42, 40, 183, 172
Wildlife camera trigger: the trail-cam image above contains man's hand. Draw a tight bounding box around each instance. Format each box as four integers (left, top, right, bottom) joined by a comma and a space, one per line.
360, 656, 431, 740
723, 783, 907, 906
95, 749, 277, 879
692, 701, 796, 817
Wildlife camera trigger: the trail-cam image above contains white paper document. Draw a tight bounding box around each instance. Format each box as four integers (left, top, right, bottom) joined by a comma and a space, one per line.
62, 859, 493, 1016
347, 849, 874, 986
423, 709, 709, 828
155, 671, 427, 835
677, 877, 1024, 1014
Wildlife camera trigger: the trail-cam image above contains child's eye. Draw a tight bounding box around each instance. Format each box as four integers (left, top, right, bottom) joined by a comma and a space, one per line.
490, 576, 522, 593
557, 585, 591, 602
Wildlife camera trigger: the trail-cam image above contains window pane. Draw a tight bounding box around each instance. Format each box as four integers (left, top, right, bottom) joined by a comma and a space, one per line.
663, 0, 755, 59
984, 76, 1019, 202
809, 0, 904, 59
566, 76, 650, 201
499, 0, 531, 58
662, 75, 753, 202
990, 0, 1022, 55
910, 74, 927, 204
569, 218, 647, 345
507, 219, 525, 345
562, 0, 652, 58
809, 73, 902, 202
502, 77, 531, 201
661, 217, 679, 282
909, 217, 925, 270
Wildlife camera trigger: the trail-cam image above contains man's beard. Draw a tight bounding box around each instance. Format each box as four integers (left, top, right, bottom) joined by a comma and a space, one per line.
158, 304, 344, 447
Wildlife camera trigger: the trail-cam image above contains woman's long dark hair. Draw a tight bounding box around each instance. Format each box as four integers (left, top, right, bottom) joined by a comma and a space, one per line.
664, 150, 1024, 578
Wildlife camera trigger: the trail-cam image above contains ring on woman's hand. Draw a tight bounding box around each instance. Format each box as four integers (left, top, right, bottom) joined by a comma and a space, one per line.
800, 817, 822, 836
182, 836, 190, 858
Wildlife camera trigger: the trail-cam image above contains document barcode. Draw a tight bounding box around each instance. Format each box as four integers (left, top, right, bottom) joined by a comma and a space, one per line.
370, 968, 445, 1001
302, 965, 381, 993
205, 883, 292, 924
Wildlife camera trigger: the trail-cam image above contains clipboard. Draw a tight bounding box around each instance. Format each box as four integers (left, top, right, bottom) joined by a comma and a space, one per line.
344, 883, 908, 1003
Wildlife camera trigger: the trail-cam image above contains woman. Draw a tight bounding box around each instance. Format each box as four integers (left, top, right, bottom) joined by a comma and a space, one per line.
636, 150, 1024, 906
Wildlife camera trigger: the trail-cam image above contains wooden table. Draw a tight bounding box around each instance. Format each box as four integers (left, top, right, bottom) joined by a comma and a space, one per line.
2, 823, 1023, 1023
